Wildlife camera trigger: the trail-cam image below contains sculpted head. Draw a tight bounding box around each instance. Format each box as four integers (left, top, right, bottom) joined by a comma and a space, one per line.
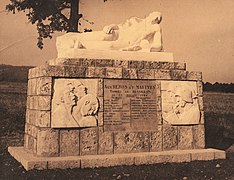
146, 12, 162, 24
174, 86, 196, 107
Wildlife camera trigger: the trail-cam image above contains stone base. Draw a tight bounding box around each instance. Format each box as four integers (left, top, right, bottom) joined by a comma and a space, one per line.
52, 49, 173, 65
8, 147, 225, 171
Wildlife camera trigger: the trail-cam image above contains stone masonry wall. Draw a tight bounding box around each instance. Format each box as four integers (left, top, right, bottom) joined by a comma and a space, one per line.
24, 58, 205, 157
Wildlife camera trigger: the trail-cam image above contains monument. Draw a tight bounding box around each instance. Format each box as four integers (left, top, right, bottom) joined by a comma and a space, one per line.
8, 12, 225, 170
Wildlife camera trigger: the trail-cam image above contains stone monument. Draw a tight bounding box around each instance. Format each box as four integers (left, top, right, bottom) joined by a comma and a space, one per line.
8, 12, 225, 170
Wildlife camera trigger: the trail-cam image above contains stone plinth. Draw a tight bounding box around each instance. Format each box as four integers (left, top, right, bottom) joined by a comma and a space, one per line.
54, 50, 173, 64
8, 55, 225, 170
8, 147, 226, 171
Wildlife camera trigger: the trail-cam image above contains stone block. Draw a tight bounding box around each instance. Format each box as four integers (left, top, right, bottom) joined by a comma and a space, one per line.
37, 128, 59, 157
24, 134, 29, 149
214, 150, 226, 159
160, 62, 174, 70
198, 96, 204, 111
114, 132, 150, 154
97, 79, 104, 97
114, 60, 128, 68
81, 58, 95, 67
122, 68, 138, 79
144, 61, 161, 69
96, 59, 114, 67
37, 96, 51, 111
98, 97, 104, 112
36, 77, 52, 95
156, 81, 161, 96
57, 58, 82, 66
150, 126, 163, 152
197, 81, 203, 96
187, 71, 202, 81
174, 62, 186, 70
98, 128, 113, 154
157, 111, 163, 124
156, 96, 162, 111
63, 66, 87, 77
81, 154, 134, 168
48, 158, 81, 169
80, 127, 98, 155
178, 126, 193, 150
28, 135, 35, 152
27, 78, 37, 95
163, 126, 178, 151
128, 60, 144, 69
106, 67, 122, 78
191, 150, 214, 161
193, 125, 205, 149
170, 70, 187, 80
138, 69, 155, 79
60, 130, 80, 156
28, 67, 39, 79
38, 65, 65, 77
86, 67, 107, 78
97, 112, 103, 126
154, 70, 171, 79
200, 111, 204, 124
35, 110, 51, 127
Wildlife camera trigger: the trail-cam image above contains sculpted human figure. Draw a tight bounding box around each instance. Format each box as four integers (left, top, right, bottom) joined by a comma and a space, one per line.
56, 12, 163, 52
52, 80, 99, 127
163, 86, 200, 125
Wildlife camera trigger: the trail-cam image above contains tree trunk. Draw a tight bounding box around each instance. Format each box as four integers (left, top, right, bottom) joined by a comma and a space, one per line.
68, 0, 80, 32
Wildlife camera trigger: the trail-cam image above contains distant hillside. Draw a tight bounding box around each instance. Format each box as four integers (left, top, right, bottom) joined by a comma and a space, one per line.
0, 64, 34, 83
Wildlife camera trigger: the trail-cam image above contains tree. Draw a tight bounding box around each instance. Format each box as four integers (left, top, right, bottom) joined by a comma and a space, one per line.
6, 0, 94, 49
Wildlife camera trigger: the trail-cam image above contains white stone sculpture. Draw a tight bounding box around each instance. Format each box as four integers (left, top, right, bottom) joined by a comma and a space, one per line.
52, 79, 99, 128
161, 81, 200, 125
56, 12, 163, 54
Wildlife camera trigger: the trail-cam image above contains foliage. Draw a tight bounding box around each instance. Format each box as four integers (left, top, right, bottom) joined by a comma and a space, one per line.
203, 82, 234, 93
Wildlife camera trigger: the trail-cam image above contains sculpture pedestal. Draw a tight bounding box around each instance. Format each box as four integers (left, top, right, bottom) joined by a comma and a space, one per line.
8, 57, 225, 170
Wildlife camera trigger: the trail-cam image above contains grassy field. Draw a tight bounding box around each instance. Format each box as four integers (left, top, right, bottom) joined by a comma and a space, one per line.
0, 82, 233, 179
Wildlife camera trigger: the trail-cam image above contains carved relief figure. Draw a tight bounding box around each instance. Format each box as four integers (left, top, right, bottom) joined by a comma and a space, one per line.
52, 80, 99, 128
56, 12, 163, 53
162, 84, 200, 125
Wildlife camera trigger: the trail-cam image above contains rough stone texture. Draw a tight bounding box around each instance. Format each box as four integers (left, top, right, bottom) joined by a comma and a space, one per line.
174, 62, 186, 70
187, 71, 202, 81
197, 81, 203, 96
191, 150, 214, 161
80, 128, 98, 155
160, 62, 174, 70
63, 66, 87, 77
128, 61, 144, 69
144, 61, 160, 69
86, 67, 106, 78
163, 126, 178, 151
200, 111, 205, 124
138, 69, 155, 79
97, 79, 104, 97
97, 112, 104, 126
178, 126, 193, 150
154, 70, 171, 79
60, 130, 80, 156
96, 59, 114, 67
157, 111, 163, 125
198, 96, 204, 111
27, 96, 51, 111
98, 128, 113, 154
193, 125, 205, 149
36, 77, 52, 95
35, 111, 51, 127
122, 68, 138, 79
27, 78, 37, 95
8, 147, 225, 171
114, 60, 128, 68
114, 132, 150, 154
37, 128, 59, 157
106, 67, 122, 78
156, 96, 162, 111
81, 154, 135, 168
170, 70, 187, 80
150, 126, 163, 152
48, 159, 81, 169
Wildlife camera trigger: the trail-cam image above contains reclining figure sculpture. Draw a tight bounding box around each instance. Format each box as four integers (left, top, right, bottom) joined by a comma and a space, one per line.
56, 12, 163, 53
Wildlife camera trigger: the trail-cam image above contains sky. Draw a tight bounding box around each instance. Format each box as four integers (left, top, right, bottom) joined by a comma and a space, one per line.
0, 0, 234, 83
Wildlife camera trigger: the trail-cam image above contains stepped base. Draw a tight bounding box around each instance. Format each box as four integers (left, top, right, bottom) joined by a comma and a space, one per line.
8, 147, 225, 171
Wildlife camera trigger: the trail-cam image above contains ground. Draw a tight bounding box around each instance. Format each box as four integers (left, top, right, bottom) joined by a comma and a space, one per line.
0, 82, 234, 179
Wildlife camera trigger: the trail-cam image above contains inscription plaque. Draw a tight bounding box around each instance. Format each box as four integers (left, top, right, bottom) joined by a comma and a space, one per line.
104, 79, 158, 131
